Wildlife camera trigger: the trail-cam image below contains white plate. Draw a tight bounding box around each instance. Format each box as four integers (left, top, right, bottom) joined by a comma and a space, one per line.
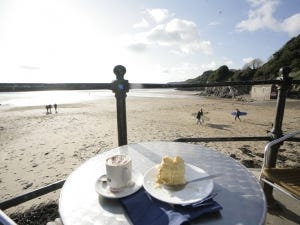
95, 172, 143, 198
143, 164, 214, 205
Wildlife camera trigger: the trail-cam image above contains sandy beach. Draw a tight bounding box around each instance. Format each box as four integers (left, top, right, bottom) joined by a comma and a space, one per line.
1, 90, 300, 214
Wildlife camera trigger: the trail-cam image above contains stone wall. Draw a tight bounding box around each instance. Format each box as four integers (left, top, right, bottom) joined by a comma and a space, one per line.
250, 85, 273, 100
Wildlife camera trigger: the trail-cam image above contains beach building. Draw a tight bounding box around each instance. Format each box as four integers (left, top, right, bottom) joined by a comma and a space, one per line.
250, 84, 277, 100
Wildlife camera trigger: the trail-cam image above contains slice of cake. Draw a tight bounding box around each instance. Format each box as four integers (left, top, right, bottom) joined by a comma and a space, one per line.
156, 156, 185, 185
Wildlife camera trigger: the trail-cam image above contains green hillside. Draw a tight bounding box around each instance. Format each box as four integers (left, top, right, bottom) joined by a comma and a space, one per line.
186, 34, 300, 84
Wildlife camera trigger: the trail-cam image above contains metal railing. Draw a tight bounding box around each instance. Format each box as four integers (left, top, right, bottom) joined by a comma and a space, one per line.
0, 65, 300, 217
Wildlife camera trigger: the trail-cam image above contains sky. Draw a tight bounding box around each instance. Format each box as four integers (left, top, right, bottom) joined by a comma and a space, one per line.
0, 0, 300, 83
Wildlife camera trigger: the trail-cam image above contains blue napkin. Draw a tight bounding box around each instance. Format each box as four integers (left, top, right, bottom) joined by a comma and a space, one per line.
119, 188, 222, 225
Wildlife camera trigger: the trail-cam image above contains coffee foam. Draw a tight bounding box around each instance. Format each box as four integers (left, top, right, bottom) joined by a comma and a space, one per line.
106, 155, 130, 166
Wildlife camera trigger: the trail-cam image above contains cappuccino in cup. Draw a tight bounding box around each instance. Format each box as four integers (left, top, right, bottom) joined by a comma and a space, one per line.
106, 155, 132, 191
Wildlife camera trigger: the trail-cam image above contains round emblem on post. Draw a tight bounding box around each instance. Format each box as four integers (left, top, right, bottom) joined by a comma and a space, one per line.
114, 65, 126, 80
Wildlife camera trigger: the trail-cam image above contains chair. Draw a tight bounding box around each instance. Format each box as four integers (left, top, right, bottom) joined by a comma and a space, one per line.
0, 209, 17, 225
259, 130, 300, 206
0, 208, 63, 225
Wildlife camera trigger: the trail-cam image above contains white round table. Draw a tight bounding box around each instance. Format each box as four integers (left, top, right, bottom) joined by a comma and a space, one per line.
59, 142, 266, 225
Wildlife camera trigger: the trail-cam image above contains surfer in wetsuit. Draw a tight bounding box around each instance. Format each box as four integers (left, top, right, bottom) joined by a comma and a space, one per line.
235, 108, 241, 121
196, 108, 204, 125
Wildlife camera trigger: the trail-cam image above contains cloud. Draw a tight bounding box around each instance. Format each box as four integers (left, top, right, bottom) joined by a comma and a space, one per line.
121, 32, 149, 52
243, 57, 254, 63
236, 0, 300, 36
201, 61, 217, 70
127, 14, 213, 55
145, 8, 172, 23
236, 0, 279, 32
148, 18, 212, 54
148, 20, 188, 44
146, 18, 212, 54
127, 42, 148, 52
133, 18, 149, 29
18, 65, 40, 70
280, 13, 300, 36
208, 21, 220, 26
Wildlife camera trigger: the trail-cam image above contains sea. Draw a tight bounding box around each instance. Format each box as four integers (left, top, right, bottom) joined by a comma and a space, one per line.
0, 89, 199, 107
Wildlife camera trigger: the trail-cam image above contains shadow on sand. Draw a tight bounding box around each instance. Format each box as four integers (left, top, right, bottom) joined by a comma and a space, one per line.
205, 123, 232, 130
268, 201, 300, 224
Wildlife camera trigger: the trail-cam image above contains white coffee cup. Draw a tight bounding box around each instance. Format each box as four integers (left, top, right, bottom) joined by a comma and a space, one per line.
105, 154, 132, 191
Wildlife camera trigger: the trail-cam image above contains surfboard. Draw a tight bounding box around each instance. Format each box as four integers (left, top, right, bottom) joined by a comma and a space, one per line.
231, 111, 247, 116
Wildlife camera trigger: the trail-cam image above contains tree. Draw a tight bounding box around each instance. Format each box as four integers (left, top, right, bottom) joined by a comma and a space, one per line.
207, 65, 234, 82
243, 58, 263, 70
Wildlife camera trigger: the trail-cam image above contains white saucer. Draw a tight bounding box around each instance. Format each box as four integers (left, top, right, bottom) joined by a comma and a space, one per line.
95, 172, 143, 198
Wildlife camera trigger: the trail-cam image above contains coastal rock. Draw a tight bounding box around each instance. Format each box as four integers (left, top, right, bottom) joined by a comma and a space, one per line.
197, 86, 251, 98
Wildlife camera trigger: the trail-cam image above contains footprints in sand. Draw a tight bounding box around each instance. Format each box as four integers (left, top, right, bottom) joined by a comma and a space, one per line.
228, 145, 263, 168
32, 163, 38, 168
14, 178, 34, 190
23, 182, 33, 190
72, 141, 111, 161
228, 144, 300, 168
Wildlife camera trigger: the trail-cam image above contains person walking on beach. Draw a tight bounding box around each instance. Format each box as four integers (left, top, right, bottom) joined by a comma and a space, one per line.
54, 103, 58, 113
196, 108, 204, 125
45, 105, 49, 114
235, 108, 241, 121
48, 104, 52, 114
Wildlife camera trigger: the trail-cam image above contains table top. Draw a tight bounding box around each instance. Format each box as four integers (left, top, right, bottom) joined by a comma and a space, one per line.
59, 142, 266, 225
